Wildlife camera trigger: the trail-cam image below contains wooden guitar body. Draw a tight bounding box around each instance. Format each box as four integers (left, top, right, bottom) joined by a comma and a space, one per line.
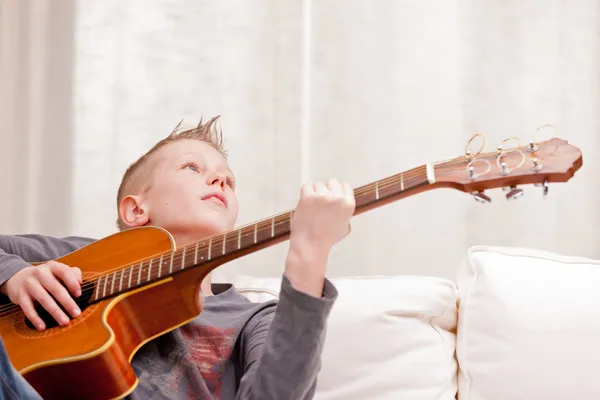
0, 227, 208, 400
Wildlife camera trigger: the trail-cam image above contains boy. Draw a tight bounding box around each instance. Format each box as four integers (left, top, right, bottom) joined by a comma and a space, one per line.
0, 116, 355, 399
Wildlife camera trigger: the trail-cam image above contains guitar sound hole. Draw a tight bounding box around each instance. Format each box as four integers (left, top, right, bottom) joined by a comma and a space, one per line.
24, 283, 94, 330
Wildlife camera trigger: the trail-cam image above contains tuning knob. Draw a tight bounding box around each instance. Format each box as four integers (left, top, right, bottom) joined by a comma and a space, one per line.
506, 186, 524, 200
473, 191, 491, 203
543, 181, 549, 197
527, 140, 539, 152
535, 180, 549, 197
531, 158, 543, 171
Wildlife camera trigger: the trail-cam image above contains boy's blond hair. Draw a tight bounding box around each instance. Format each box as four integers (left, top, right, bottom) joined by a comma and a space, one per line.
115, 115, 227, 230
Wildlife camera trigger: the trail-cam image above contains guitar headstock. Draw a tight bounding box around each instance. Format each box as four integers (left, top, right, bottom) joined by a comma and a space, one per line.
434, 132, 583, 202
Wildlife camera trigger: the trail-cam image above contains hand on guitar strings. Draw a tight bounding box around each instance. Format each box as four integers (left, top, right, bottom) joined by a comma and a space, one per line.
1, 262, 83, 331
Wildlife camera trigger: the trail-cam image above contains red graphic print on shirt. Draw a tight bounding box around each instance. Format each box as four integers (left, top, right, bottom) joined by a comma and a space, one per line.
180, 325, 237, 399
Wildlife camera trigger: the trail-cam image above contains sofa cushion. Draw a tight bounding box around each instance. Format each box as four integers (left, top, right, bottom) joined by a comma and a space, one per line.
456, 246, 600, 400
228, 273, 459, 400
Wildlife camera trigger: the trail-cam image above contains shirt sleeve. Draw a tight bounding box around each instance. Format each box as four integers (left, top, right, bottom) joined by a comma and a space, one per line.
0, 234, 95, 287
235, 275, 338, 400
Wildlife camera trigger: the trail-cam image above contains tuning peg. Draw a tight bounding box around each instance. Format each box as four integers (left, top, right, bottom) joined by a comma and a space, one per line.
531, 158, 543, 171
527, 140, 539, 152
506, 186, 524, 201
473, 191, 491, 203
535, 180, 549, 197
465, 150, 472, 163
499, 161, 511, 176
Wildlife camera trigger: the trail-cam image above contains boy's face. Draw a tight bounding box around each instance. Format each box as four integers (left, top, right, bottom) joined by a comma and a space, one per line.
139, 139, 239, 243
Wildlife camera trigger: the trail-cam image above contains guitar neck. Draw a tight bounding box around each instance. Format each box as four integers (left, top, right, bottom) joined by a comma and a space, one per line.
90, 164, 435, 303
90, 136, 585, 303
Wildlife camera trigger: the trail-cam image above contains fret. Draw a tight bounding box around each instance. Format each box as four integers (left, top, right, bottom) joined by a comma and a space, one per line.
158, 255, 163, 277
199, 241, 206, 261
380, 177, 396, 199
254, 224, 257, 243
400, 173, 404, 191
194, 242, 199, 264
127, 267, 133, 288
147, 258, 153, 281
110, 272, 116, 294
137, 261, 143, 285
271, 217, 275, 237
118, 270, 124, 292
222, 232, 227, 255
426, 163, 436, 184
375, 181, 380, 200
208, 237, 212, 260
239, 227, 253, 249
102, 274, 108, 297
274, 214, 290, 236
256, 222, 272, 243
181, 247, 186, 270
95, 276, 103, 300
223, 231, 239, 254
169, 252, 174, 274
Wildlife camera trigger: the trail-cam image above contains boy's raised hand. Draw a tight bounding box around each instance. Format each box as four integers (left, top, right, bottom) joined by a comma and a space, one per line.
285, 178, 356, 297
1, 262, 83, 331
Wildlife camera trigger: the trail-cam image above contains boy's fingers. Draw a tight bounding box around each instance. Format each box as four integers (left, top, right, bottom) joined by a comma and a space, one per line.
301, 182, 313, 197
52, 266, 82, 298
18, 294, 45, 331
38, 270, 80, 319
313, 182, 328, 196
29, 280, 70, 326
73, 267, 83, 283
343, 182, 354, 198
48, 261, 82, 297
326, 178, 344, 197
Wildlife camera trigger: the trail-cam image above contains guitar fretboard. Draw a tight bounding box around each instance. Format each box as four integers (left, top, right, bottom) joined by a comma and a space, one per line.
91, 164, 432, 302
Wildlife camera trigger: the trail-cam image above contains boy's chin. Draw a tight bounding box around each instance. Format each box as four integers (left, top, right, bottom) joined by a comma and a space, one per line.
157, 216, 236, 242
191, 220, 235, 236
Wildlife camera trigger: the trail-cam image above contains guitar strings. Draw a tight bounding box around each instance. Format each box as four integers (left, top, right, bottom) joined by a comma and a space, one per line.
0, 162, 469, 319
0, 157, 475, 319
0, 169, 432, 320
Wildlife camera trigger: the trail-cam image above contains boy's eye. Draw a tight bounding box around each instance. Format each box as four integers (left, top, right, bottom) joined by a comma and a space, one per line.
184, 163, 200, 173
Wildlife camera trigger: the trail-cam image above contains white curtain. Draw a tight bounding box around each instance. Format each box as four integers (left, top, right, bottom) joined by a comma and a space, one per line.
0, 0, 76, 235
1, 0, 598, 280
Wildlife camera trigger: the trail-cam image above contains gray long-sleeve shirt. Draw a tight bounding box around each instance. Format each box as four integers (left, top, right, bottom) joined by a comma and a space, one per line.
0, 234, 337, 400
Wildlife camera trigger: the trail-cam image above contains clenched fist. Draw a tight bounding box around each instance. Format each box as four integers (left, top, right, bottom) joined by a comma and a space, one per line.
291, 179, 355, 250
285, 178, 355, 297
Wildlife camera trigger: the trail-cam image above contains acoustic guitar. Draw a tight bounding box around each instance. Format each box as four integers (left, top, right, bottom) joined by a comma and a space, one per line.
0, 134, 583, 399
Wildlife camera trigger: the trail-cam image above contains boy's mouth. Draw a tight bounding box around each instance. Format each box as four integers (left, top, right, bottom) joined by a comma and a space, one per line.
202, 193, 227, 208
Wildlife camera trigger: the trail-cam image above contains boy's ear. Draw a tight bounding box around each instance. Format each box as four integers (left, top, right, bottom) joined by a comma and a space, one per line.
119, 195, 150, 228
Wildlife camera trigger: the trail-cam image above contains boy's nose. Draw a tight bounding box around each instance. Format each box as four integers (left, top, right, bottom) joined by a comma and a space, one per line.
207, 173, 226, 190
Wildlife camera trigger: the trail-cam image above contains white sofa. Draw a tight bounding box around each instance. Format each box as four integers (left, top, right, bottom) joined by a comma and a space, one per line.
223, 246, 600, 400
